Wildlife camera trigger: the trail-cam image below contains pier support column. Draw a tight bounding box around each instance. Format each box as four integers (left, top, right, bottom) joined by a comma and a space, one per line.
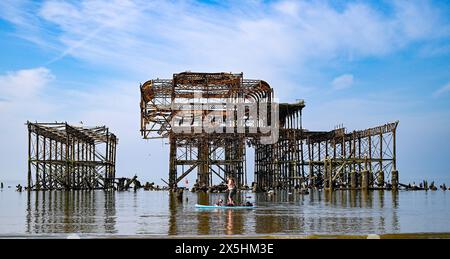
324, 166, 330, 190
168, 137, 177, 190
377, 171, 384, 188
328, 175, 333, 191
368, 171, 373, 188
357, 172, 362, 188
350, 170, 357, 189
391, 170, 399, 190
198, 140, 210, 188
361, 170, 369, 190
324, 159, 333, 191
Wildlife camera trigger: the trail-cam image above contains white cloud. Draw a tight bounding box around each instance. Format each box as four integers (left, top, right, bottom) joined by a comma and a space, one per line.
331, 74, 354, 90
0, 67, 54, 101
1, 0, 447, 86
16, 0, 444, 104
433, 82, 450, 97
0, 68, 154, 182
1, 0, 450, 184
274, 1, 301, 17
0, 67, 56, 182
393, 0, 445, 40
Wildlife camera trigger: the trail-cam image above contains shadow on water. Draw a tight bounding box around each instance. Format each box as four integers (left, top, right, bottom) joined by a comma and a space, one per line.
25, 190, 117, 234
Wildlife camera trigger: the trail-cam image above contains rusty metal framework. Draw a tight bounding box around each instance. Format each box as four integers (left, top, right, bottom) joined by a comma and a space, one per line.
27, 122, 117, 190
306, 121, 399, 190
140, 72, 273, 188
141, 72, 399, 190
168, 135, 247, 189
255, 118, 399, 190
255, 102, 305, 189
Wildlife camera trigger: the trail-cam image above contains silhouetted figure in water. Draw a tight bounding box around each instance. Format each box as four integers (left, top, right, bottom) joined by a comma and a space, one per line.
0, 182, 3, 189
16, 184, 22, 192
215, 199, 224, 206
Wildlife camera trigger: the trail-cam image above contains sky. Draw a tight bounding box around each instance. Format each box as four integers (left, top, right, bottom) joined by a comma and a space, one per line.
0, 0, 450, 185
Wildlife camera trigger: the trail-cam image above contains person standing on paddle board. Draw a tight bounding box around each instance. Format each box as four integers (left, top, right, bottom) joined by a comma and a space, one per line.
227, 176, 237, 206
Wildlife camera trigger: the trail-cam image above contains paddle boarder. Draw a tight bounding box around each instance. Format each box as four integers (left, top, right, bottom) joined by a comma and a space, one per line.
226, 176, 237, 206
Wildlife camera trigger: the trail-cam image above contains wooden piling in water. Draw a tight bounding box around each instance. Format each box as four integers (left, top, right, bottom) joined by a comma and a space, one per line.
377, 170, 384, 188
361, 170, 369, 190
391, 170, 399, 190
350, 170, 357, 189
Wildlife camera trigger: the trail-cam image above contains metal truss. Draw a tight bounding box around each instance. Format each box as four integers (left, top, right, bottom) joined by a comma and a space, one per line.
140, 72, 272, 188
27, 122, 117, 190
141, 71, 399, 190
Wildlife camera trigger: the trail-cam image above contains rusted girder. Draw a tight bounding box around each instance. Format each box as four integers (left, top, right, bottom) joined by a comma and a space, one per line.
141, 71, 399, 191
26, 121, 118, 191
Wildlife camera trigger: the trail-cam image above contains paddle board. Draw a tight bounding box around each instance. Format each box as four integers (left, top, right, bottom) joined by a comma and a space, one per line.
195, 204, 255, 209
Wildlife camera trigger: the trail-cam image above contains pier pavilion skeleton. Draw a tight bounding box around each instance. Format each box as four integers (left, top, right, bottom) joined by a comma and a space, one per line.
140, 72, 274, 188
27, 122, 117, 190
140, 72, 399, 190
255, 119, 399, 190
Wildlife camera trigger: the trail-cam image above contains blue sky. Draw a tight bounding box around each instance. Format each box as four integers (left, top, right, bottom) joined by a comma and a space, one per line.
0, 0, 450, 185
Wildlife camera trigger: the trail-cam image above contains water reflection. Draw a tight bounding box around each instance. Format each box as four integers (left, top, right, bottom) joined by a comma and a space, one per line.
164, 190, 402, 236
391, 190, 400, 232
168, 192, 178, 235
196, 192, 210, 235
252, 190, 400, 235
26, 190, 117, 234
20, 189, 408, 236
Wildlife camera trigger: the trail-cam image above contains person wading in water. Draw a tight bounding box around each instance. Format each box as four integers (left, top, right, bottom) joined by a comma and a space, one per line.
226, 176, 237, 206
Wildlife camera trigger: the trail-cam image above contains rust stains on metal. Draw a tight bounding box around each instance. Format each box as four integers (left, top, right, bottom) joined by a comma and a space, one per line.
26, 121, 118, 190
140, 71, 399, 191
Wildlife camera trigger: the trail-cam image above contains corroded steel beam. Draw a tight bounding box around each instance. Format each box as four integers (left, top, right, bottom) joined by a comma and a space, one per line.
26, 121, 117, 191
140, 71, 399, 191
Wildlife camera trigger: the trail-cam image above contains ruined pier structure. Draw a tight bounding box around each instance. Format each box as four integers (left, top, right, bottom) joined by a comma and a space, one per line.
140, 72, 399, 190
255, 118, 399, 190
27, 122, 117, 190
140, 72, 274, 188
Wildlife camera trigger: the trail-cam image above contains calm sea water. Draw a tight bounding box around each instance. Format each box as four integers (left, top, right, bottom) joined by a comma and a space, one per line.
0, 188, 449, 237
